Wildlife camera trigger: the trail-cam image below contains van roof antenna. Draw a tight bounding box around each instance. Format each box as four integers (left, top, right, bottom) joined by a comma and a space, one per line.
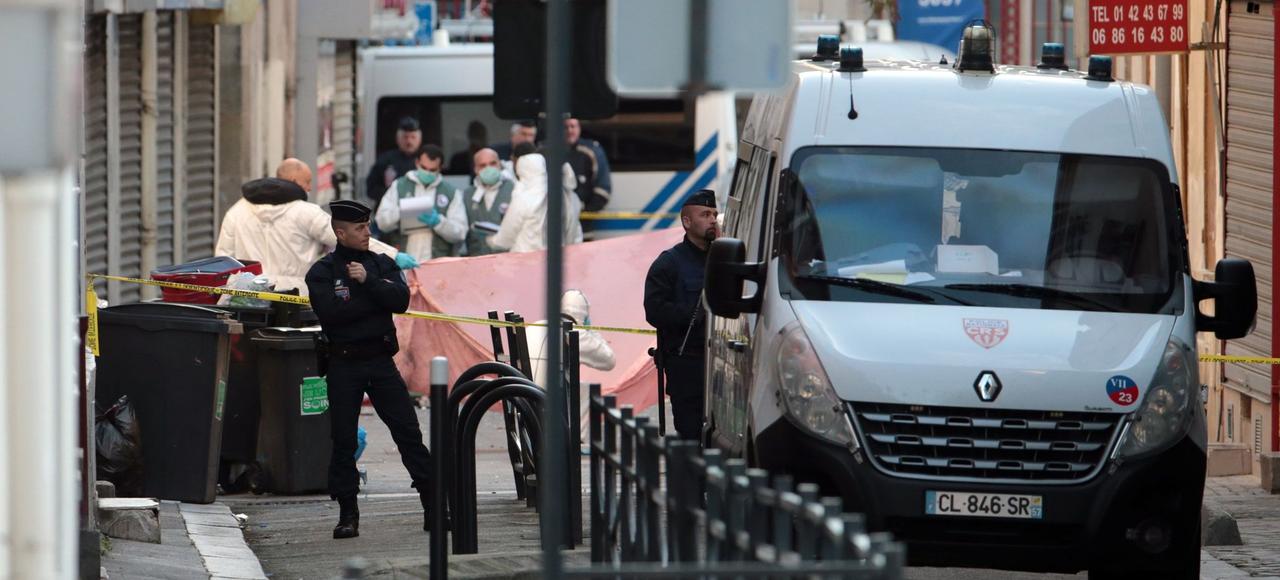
847, 75, 858, 120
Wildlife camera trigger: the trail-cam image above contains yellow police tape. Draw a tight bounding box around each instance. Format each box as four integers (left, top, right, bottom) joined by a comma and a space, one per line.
84, 273, 656, 354
81, 273, 1280, 365
1198, 354, 1280, 365
578, 211, 679, 220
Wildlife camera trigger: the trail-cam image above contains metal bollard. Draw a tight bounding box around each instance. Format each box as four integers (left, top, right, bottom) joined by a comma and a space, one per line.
342, 556, 368, 579
429, 357, 449, 580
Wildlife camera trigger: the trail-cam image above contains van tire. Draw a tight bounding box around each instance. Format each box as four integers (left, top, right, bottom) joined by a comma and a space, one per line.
1087, 527, 1200, 580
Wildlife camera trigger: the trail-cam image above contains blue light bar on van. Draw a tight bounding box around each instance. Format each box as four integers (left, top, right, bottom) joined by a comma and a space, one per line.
812, 34, 840, 62
1086, 55, 1115, 82
839, 47, 867, 72
1037, 43, 1068, 70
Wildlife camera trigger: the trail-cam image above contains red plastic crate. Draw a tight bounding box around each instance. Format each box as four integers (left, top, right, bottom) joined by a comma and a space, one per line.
152, 260, 263, 304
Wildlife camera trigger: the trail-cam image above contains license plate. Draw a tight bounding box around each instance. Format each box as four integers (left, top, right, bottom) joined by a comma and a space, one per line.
925, 490, 1043, 519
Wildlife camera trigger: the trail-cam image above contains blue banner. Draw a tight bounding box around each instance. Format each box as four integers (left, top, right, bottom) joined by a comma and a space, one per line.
895, 0, 987, 56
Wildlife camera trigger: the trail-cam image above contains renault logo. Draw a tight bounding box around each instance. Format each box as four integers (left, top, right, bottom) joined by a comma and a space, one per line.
974, 371, 1002, 403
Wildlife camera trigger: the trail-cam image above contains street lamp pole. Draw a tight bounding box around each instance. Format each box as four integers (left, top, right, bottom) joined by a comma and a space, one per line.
540, 0, 570, 577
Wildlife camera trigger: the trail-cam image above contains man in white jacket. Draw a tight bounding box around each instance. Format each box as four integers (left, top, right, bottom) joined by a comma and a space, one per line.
523, 290, 615, 445
486, 153, 583, 253
375, 144, 468, 262
215, 159, 414, 296
525, 289, 616, 386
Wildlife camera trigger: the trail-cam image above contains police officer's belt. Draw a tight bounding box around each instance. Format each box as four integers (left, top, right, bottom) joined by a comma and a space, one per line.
329, 337, 395, 360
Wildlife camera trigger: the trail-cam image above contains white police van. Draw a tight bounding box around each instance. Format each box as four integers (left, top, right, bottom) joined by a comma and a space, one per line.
702, 29, 1258, 578
357, 44, 737, 237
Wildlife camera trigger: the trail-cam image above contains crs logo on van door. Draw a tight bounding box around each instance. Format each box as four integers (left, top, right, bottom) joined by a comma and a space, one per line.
963, 319, 1009, 349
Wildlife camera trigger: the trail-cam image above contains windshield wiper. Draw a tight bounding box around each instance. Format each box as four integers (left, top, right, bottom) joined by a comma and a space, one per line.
943, 283, 1119, 311
794, 274, 939, 304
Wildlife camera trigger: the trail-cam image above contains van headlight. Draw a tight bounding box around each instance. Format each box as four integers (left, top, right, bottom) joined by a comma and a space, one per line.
776, 323, 856, 448
1115, 338, 1197, 459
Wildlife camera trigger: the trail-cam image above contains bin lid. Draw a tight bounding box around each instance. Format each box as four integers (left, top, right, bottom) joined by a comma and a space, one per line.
151, 256, 245, 275
250, 326, 322, 351
98, 302, 244, 335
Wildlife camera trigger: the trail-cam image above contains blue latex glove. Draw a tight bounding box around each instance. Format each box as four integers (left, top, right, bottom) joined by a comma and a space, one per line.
354, 426, 368, 461
417, 209, 442, 228
394, 252, 419, 270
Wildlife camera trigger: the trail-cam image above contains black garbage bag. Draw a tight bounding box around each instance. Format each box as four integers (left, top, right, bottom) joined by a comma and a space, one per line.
96, 395, 145, 497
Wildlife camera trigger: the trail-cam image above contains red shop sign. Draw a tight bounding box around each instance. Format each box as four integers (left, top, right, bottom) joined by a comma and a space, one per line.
1088, 0, 1190, 55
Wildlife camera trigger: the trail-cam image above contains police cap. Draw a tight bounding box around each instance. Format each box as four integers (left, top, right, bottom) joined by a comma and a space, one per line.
398, 116, 421, 132
682, 189, 716, 209
330, 199, 372, 223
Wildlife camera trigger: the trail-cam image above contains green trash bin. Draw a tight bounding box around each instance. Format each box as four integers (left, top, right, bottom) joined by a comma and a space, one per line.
95, 303, 243, 503
252, 327, 332, 494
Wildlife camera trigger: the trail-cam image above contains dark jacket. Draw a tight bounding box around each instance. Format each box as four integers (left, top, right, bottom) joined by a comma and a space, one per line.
643, 237, 709, 358
305, 244, 409, 347
566, 138, 612, 212
365, 149, 418, 203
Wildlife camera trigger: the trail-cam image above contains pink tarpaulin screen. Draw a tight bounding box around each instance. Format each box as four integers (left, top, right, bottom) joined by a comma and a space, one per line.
393, 228, 683, 413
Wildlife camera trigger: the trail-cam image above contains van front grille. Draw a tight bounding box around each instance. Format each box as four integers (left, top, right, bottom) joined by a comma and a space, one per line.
849, 402, 1123, 483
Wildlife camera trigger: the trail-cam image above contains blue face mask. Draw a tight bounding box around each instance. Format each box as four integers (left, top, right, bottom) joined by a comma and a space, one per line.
478, 166, 502, 186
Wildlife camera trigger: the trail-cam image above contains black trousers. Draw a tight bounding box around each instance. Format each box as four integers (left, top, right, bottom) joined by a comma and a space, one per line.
662, 354, 705, 443
327, 355, 433, 499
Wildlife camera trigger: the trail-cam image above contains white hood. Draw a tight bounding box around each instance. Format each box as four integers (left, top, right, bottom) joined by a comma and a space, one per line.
247, 201, 295, 224
789, 301, 1176, 413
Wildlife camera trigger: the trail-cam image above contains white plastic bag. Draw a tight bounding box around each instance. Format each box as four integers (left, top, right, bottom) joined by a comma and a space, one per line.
217, 272, 272, 308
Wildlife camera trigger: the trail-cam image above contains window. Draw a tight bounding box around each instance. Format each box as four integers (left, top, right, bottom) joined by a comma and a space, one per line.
779, 146, 1182, 314
579, 98, 696, 172
376, 96, 511, 176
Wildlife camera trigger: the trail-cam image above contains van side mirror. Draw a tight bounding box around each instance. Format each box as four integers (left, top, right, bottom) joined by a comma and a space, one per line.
705, 238, 765, 319
1194, 258, 1257, 340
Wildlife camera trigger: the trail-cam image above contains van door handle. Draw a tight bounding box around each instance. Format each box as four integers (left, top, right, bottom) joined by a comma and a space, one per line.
728, 340, 747, 352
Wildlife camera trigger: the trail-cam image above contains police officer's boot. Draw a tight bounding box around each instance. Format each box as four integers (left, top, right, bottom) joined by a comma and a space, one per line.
333, 495, 359, 539
419, 489, 452, 532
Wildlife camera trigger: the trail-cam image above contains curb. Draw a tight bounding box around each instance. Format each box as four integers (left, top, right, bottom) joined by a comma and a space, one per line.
179, 502, 268, 580
1201, 550, 1252, 579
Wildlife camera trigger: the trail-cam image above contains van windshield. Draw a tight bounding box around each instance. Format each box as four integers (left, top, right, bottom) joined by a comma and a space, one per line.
779, 147, 1182, 314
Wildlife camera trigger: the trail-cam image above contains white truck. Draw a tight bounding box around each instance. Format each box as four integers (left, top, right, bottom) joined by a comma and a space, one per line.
356, 44, 738, 237
702, 30, 1257, 578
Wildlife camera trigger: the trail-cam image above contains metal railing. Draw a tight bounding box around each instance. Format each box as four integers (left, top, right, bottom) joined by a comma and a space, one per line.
424, 309, 586, 558
577, 386, 905, 578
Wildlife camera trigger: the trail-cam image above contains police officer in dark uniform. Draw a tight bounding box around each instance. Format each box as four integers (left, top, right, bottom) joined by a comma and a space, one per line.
365, 117, 422, 204
306, 199, 440, 539
643, 190, 720, 442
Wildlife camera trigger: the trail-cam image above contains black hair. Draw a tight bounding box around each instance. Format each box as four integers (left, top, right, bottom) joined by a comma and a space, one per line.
511, 141, 538, 166
417, 144, 445, 162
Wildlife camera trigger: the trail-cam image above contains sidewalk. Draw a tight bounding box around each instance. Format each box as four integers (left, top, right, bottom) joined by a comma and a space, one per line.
222, 402, 592, 579
1203, 475, 1280, 579
100, 500, 266, 580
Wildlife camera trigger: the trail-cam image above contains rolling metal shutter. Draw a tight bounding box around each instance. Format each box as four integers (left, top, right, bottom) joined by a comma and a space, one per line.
84, 15, 110, 297
1222, 0, 1275, 402
156, 11, 176, 271
116, 13, 145, 304
333, 40, 357, 200
184, 19, 218, 259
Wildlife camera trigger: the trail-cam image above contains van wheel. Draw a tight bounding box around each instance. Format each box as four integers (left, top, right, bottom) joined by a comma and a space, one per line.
1088, 526, 1200, 580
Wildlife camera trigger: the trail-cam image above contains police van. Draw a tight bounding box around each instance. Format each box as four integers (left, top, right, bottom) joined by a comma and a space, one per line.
702, 28, 1257, 578
357, 44, 737, 237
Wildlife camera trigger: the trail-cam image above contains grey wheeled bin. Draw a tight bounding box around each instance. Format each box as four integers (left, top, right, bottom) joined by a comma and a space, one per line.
95, 303, 242, 503
252, 327, 332, 494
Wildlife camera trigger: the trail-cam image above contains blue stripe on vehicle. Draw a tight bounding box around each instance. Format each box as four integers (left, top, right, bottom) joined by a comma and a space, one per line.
640, 132, 720, 213
655, 161, 719, 229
